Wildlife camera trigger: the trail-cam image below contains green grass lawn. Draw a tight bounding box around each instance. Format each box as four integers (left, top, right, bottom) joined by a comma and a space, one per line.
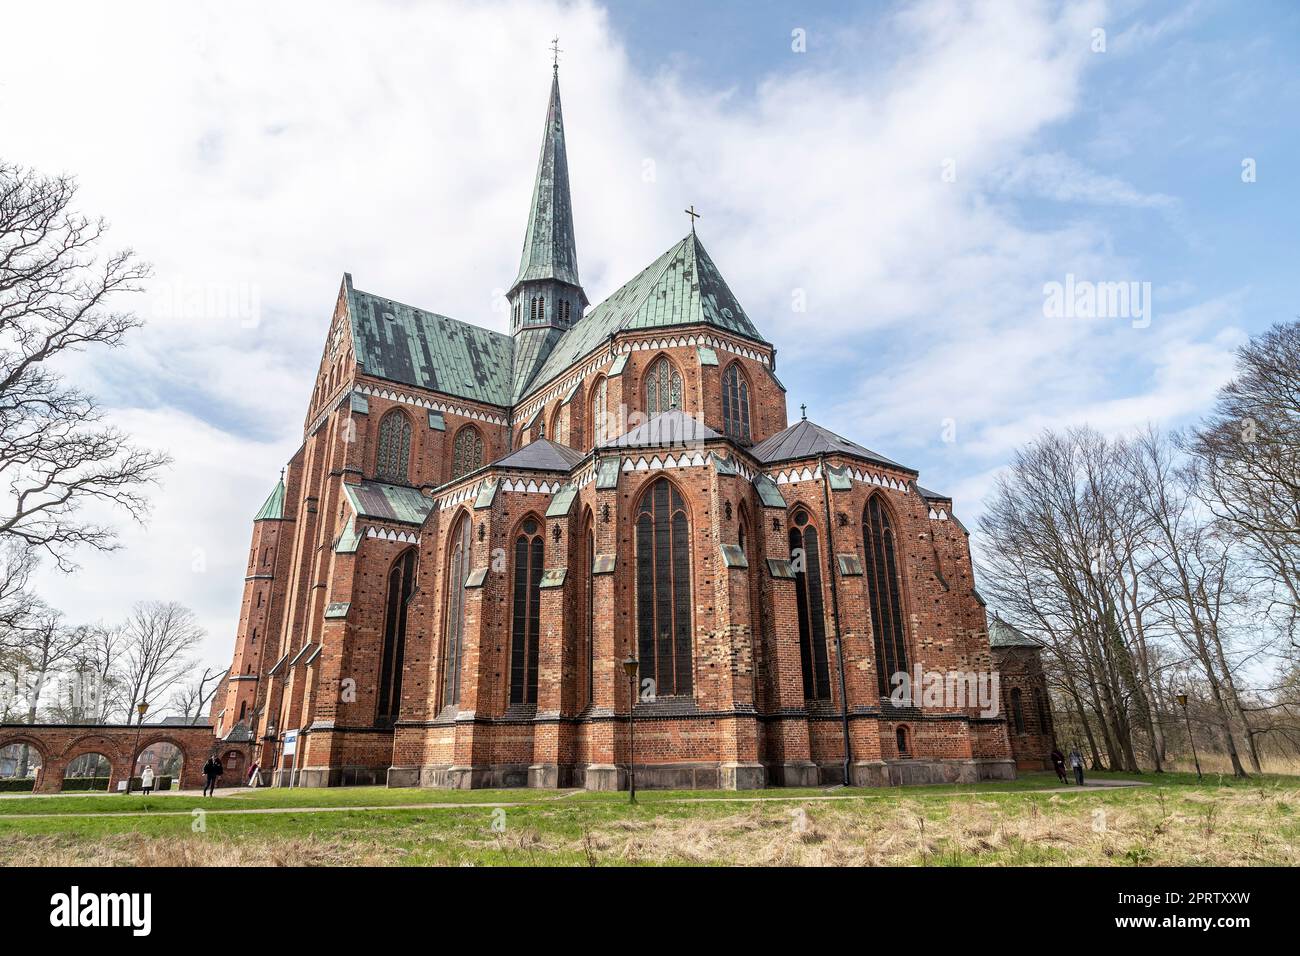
2, 770, 1296, 866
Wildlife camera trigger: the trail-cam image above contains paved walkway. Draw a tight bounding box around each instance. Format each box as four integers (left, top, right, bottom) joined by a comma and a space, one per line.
0, 780, 1148, 820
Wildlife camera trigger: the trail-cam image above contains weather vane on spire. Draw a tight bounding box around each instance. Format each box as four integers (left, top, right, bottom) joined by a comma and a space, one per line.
685, 204, 701, 232
550, 35, 563, 74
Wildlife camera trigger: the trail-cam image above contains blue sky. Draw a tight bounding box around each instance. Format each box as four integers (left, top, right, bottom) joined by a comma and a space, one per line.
2, 0, 1297, 673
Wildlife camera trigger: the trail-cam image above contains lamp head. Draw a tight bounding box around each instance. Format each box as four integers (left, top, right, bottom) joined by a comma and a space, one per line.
136, 700, 149, 718
621, 656, 639, 679
1176, 692, 1188, 708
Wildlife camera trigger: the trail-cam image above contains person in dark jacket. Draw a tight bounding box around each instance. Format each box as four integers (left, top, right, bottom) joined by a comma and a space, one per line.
1050, 746, 1068, 785
202, 755, 222, 797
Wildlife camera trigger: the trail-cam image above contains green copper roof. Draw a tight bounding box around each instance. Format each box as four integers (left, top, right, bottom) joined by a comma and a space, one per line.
254, 478, 286, 521
516, 231, 767, 400
753, 473, 787, 509
988, 616, 1043, 649
341, 480, 433, 526
512, 73, 582, 292
346, 276, 514, 407
545, 482, 578, 518
334, 516, 361, 553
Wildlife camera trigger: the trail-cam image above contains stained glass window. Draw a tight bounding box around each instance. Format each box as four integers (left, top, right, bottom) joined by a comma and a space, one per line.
378, 548, 417, 724
863, 495, 910, 697
790, 512, 831, 700
590, 376, 608, 446
722, 362, 751, 442
645, 357, 682, 416
635, 479, 693, 697
452, 426, 483, 479
442, 513, 471, 707
376, 410, 412, 483
509, 519, 544, 704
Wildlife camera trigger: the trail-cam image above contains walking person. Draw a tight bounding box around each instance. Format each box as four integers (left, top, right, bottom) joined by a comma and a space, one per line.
246, 761, 260, 788
1069, 745, 1085, 786
202, 755, 222, 797
1050, 745, 1068, 785
139, 765, 155, 796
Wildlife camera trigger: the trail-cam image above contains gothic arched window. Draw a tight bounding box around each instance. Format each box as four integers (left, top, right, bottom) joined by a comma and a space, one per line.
863, 495, 909, 697
635, 478, 693, 697
377, 548, 417, 724
451, 426, 483, 480
550, 404, 569, 446
1011, 688, 1026, 734
509, 518, 544, 705
442, 512, 471, 708
590, 375, 609, 447
376, 410, 412, 483
722, 362, 751, 443
581, 512, 595, 709
645, 356, 682, 417
789, 510, 831, 700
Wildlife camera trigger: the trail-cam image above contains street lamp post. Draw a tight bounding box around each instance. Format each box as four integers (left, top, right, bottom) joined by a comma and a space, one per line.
125, 700, 149, 795
1176, 692, 1203, 783
621, 655, 639, 805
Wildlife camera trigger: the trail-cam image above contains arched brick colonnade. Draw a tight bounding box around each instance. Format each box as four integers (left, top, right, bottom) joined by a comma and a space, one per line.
0, 724, 240, 793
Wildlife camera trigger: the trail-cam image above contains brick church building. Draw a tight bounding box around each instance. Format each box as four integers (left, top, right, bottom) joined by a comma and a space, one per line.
211, 66, 1027, 790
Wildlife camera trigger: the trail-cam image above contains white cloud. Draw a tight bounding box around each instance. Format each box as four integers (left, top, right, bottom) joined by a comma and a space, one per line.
3, 0, 1248, 669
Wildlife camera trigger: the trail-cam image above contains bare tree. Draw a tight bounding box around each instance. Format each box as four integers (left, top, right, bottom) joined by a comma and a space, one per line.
0, 539, 38, 645
0, 163, 169, 569
167, 665, 226, 723
119, 601, 204, 722
1189, 321, 1300, 650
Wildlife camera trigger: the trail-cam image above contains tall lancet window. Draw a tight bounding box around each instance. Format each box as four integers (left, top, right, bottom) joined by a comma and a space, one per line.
451, 426, 483, 480
863, 495, 909, 696
442, 512, 471, 708
645, 356, 682, 417
376, 410, 412, 483
590, 375, 609, 447
509, 518, 544, 705
635, 478, 693, 697
378, 548, 417, 724
722, 362, 751, 443
789, 511, 831, 700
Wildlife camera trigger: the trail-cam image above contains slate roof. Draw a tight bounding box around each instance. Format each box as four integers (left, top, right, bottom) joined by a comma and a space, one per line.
601, 409, 723, 449
516, 231, 768, 400
341, 480, 433, 525
253, 478, 286, 521
916, 484, 950, 500
346, 276, 514, 407
988, 616, 1043, 649
512, 73, 582, 293
490, 438, 587, 472
750, 418, 914, 473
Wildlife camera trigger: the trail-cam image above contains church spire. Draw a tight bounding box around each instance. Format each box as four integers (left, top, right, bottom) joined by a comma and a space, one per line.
511, 67, 584, 296
508, 61, 588, 400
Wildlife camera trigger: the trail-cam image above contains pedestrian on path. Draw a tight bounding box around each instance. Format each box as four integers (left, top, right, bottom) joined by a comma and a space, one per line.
139, 766, 154, 795
202, 755, 222, 797
1050, 746, 1068, 785
1069, 745, 1084, 786
247, 761, 260, 788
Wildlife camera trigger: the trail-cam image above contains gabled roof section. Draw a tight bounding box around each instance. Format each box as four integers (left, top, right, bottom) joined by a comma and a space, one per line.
988, 615, 1044, 649
750, 418, 914, 473
490, 438, 586, 472
512, 72, 582, 292
341, 480, 433, 526
253, 477, 286, 521
345, 275, 514, 407
602, 409, 722, 449
517, 231, 767, 400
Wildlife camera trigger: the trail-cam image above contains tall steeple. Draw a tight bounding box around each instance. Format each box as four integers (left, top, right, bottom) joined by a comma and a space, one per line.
509, 59, 588, 400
